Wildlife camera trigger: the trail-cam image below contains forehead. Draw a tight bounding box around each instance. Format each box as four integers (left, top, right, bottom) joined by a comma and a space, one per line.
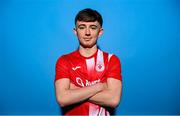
76, 21, 100, 26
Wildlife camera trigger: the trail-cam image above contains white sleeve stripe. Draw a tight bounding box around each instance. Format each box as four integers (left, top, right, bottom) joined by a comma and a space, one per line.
108, 54, 113, 62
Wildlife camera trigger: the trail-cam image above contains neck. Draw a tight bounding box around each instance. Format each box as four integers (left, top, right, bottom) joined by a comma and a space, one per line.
79, 45, 98, 57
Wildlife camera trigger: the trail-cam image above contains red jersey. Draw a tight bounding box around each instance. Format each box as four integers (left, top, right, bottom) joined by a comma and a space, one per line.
55, 49, 122, 116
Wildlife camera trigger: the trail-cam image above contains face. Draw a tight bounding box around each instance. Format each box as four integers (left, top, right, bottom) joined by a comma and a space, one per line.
74, 21, 103, 48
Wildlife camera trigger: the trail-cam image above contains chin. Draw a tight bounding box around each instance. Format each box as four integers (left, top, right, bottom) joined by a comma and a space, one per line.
80, 41, 97, 48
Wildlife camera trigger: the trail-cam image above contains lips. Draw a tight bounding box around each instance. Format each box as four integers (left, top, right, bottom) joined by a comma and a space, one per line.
83, 37, 92, 40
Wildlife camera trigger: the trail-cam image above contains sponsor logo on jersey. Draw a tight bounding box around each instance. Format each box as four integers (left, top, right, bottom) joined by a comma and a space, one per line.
72, 66, 81, 71
76, 77, 100, 87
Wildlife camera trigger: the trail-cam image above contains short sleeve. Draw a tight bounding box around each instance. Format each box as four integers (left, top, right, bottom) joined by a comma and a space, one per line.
55, 56, 70, 82
105, 55, 122, 81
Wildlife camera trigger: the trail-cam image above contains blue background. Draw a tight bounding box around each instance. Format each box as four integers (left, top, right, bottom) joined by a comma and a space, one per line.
0, 0, 179, 115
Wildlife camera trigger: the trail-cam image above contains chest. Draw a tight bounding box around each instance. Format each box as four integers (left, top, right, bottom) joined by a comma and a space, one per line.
67, 57, 108, 87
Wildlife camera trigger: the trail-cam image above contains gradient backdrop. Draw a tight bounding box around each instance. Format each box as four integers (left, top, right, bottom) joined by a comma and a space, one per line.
0, 0, 179, 115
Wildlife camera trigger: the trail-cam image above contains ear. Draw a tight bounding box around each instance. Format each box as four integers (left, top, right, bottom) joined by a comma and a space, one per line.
98, 28, 104, 38
73, 28, 77, 35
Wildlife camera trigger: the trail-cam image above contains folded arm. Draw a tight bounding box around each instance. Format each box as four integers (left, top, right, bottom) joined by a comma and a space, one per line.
55, 78, 104, 107
70, 78, 122, 108
89, 78, 122, 108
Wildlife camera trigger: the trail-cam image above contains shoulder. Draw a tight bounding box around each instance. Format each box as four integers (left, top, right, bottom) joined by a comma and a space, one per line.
101, 50, 120, 62
110, 54, 121, 64
57, 50, 78, 61
56, 50, 78, 65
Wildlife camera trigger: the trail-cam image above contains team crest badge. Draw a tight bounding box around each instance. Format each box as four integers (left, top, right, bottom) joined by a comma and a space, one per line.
96, 63, 105, 72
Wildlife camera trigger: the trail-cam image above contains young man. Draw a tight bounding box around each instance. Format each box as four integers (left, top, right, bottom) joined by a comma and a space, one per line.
55, 8, 122, 115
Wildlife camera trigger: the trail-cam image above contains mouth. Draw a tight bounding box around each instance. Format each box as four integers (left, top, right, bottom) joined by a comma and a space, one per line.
83, 38, 92, 41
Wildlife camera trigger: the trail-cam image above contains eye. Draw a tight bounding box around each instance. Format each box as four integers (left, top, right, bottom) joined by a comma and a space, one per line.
90, 26, 98, 30
78, 26, 86, 30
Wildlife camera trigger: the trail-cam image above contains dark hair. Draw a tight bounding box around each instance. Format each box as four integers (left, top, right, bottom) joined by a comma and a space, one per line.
75, 8, 103, 27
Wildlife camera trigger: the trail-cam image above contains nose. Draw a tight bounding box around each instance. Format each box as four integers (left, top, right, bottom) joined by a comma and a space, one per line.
85, 28, 91, 36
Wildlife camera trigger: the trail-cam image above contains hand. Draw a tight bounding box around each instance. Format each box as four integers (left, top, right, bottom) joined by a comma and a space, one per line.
70, 82, 107, 92
102, 82, 108, 89
93, 82, 107, 92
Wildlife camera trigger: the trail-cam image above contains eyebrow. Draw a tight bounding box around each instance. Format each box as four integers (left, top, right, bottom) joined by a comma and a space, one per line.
77, 24, 98, 28
77, 24, 86, 27
90, 25, 98, 27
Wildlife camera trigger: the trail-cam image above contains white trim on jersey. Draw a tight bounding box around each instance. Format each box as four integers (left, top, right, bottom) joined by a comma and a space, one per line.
86, 57, 95, 72
96, 50, 105, 72
98, 107, 105, 116
88, 49, 111, 116
89, 103, 100, 116
108, 54, 113, 62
